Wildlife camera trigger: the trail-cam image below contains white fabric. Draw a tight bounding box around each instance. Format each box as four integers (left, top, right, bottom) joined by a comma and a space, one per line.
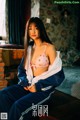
25, 46, 62, 85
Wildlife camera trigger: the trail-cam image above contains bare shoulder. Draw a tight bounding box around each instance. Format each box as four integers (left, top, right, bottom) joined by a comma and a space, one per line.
46, 43, 57, 64
46, 43, 56, 52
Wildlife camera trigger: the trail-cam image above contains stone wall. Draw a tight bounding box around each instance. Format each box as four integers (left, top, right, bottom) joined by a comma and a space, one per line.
31, 0, 80, 66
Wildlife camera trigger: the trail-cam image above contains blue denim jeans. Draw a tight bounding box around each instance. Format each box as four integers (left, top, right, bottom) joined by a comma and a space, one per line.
0, 84, 54, 120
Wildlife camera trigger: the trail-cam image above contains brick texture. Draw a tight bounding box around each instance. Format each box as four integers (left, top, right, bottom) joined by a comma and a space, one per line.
0, 49, 8, 89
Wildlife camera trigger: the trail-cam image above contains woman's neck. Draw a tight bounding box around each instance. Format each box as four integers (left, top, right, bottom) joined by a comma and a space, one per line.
34, 38, 43, 47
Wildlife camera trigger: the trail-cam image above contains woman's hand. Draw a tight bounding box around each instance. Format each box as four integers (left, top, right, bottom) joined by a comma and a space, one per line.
28, 85, 36, 92
24, 87, 28, 91
24, 85, 36, 92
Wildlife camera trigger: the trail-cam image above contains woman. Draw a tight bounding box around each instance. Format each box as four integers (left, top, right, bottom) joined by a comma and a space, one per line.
0, 17, 65, 120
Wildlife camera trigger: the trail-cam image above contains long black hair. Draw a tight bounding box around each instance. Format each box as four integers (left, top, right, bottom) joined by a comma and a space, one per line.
24, 17, 52, 47
24, 17, 52, 66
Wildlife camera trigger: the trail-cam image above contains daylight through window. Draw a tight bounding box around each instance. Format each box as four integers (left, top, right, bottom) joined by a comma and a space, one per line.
0, 0, 6, 37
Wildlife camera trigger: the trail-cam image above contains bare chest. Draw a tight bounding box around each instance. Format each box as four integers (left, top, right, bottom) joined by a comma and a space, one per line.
31, 47, 44, 63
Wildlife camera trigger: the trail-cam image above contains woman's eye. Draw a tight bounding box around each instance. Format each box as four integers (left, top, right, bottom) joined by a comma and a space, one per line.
29, 28, 32, 30
36, 27, 38, 30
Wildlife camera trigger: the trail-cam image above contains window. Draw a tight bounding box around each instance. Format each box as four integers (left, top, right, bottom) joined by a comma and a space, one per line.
0, 0, 6, 37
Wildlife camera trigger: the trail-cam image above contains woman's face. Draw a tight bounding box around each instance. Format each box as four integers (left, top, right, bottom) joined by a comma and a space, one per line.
28, 23, 40, 40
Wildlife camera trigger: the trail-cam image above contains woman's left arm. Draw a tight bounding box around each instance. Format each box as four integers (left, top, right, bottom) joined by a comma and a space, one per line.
47, 44, 57, 65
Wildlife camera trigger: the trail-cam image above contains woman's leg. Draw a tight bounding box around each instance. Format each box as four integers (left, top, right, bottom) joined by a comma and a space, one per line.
0, 84, 30, 113
9, 89, 54, 120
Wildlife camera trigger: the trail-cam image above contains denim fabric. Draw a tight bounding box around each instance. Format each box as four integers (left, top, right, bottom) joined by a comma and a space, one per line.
17, 58, 29, 87
0, 84, 54, 120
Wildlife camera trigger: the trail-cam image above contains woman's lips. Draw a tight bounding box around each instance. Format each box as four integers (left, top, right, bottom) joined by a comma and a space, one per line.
31, 35, 36, 37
